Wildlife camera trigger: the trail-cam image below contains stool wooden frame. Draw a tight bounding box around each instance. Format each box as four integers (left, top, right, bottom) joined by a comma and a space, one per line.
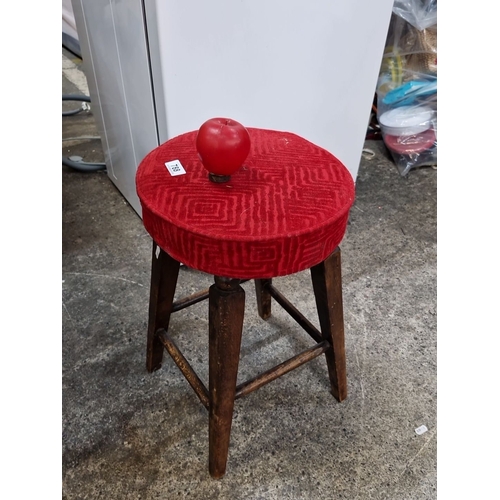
147, 240, 347, 478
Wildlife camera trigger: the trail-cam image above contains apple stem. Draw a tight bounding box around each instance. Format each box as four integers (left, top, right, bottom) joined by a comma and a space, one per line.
209, 173, 231, 183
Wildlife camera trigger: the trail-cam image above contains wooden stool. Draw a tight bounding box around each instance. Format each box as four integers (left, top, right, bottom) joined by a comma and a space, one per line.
136, 128, 355, 478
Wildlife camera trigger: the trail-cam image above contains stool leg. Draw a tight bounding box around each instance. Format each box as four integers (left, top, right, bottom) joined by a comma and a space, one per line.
255, 279, 272, 320
147, 242, 180, 372
311, 248, 347, 402
208, 277, 245, 478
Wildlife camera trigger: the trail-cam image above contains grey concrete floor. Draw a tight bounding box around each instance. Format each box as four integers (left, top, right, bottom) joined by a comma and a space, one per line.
62, 50, 437, 499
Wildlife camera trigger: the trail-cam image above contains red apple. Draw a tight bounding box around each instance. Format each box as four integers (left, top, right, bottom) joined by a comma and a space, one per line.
196, 117, 251, 178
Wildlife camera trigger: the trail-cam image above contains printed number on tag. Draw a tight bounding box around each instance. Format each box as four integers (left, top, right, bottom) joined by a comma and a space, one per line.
165, 160, 186, 176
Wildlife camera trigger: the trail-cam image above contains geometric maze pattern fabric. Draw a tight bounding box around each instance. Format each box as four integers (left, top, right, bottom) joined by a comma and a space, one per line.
136, 128, 355, 278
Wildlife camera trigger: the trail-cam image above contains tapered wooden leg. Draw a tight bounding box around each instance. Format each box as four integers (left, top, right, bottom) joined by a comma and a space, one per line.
147, 241, 181, 372
208, 277, 245, 478
255, 279, 272, 320
311, 248, 347, 402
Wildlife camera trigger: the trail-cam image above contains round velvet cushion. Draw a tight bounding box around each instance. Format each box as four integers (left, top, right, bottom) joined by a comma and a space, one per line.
136, 128, 355, 279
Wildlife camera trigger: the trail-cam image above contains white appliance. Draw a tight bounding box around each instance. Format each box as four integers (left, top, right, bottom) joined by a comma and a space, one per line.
71, 0, 394, 216
63, 0, 80, 56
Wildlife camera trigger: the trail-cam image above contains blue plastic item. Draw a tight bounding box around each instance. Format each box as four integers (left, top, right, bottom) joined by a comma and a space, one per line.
382, 80, 437, 106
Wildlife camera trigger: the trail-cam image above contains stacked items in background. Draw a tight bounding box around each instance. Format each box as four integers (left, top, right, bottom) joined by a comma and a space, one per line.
376, 0, 437, 176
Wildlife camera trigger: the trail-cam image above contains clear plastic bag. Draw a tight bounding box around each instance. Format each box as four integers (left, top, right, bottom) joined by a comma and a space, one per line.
376, 0, 437, 176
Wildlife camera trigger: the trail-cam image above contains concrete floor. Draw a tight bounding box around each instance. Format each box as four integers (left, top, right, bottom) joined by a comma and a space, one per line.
62, 50, 437, 499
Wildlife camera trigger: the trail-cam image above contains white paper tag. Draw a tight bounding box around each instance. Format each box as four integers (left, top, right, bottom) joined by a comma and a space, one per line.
415, 425, 428, 435
165, 159, 186, 176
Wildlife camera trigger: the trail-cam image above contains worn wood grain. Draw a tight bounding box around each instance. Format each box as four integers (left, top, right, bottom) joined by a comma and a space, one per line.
267, 284, 323, 344
146, 242, 180, 372
208, 277, 245, 478
311, 247, 347, 401
254, 279, 272, 320
157, 329, 209, 409
235, 340, 329, 399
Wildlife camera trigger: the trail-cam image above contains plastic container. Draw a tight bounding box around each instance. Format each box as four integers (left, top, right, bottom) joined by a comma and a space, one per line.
379, 105, 434, 137
384, 128, 436, 155
375, 1, 437, 175
388, 146, 436, 177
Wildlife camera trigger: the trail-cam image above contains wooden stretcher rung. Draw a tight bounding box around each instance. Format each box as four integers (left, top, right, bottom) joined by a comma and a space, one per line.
234, 340, 330, 399
157, 329, 210, 409
266, 284, 323, 344
171, 288, 210, 312
172, 280, 250, 312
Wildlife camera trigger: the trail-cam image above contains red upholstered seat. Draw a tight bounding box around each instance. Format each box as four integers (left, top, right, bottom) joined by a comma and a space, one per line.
136, 128, 355, 279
